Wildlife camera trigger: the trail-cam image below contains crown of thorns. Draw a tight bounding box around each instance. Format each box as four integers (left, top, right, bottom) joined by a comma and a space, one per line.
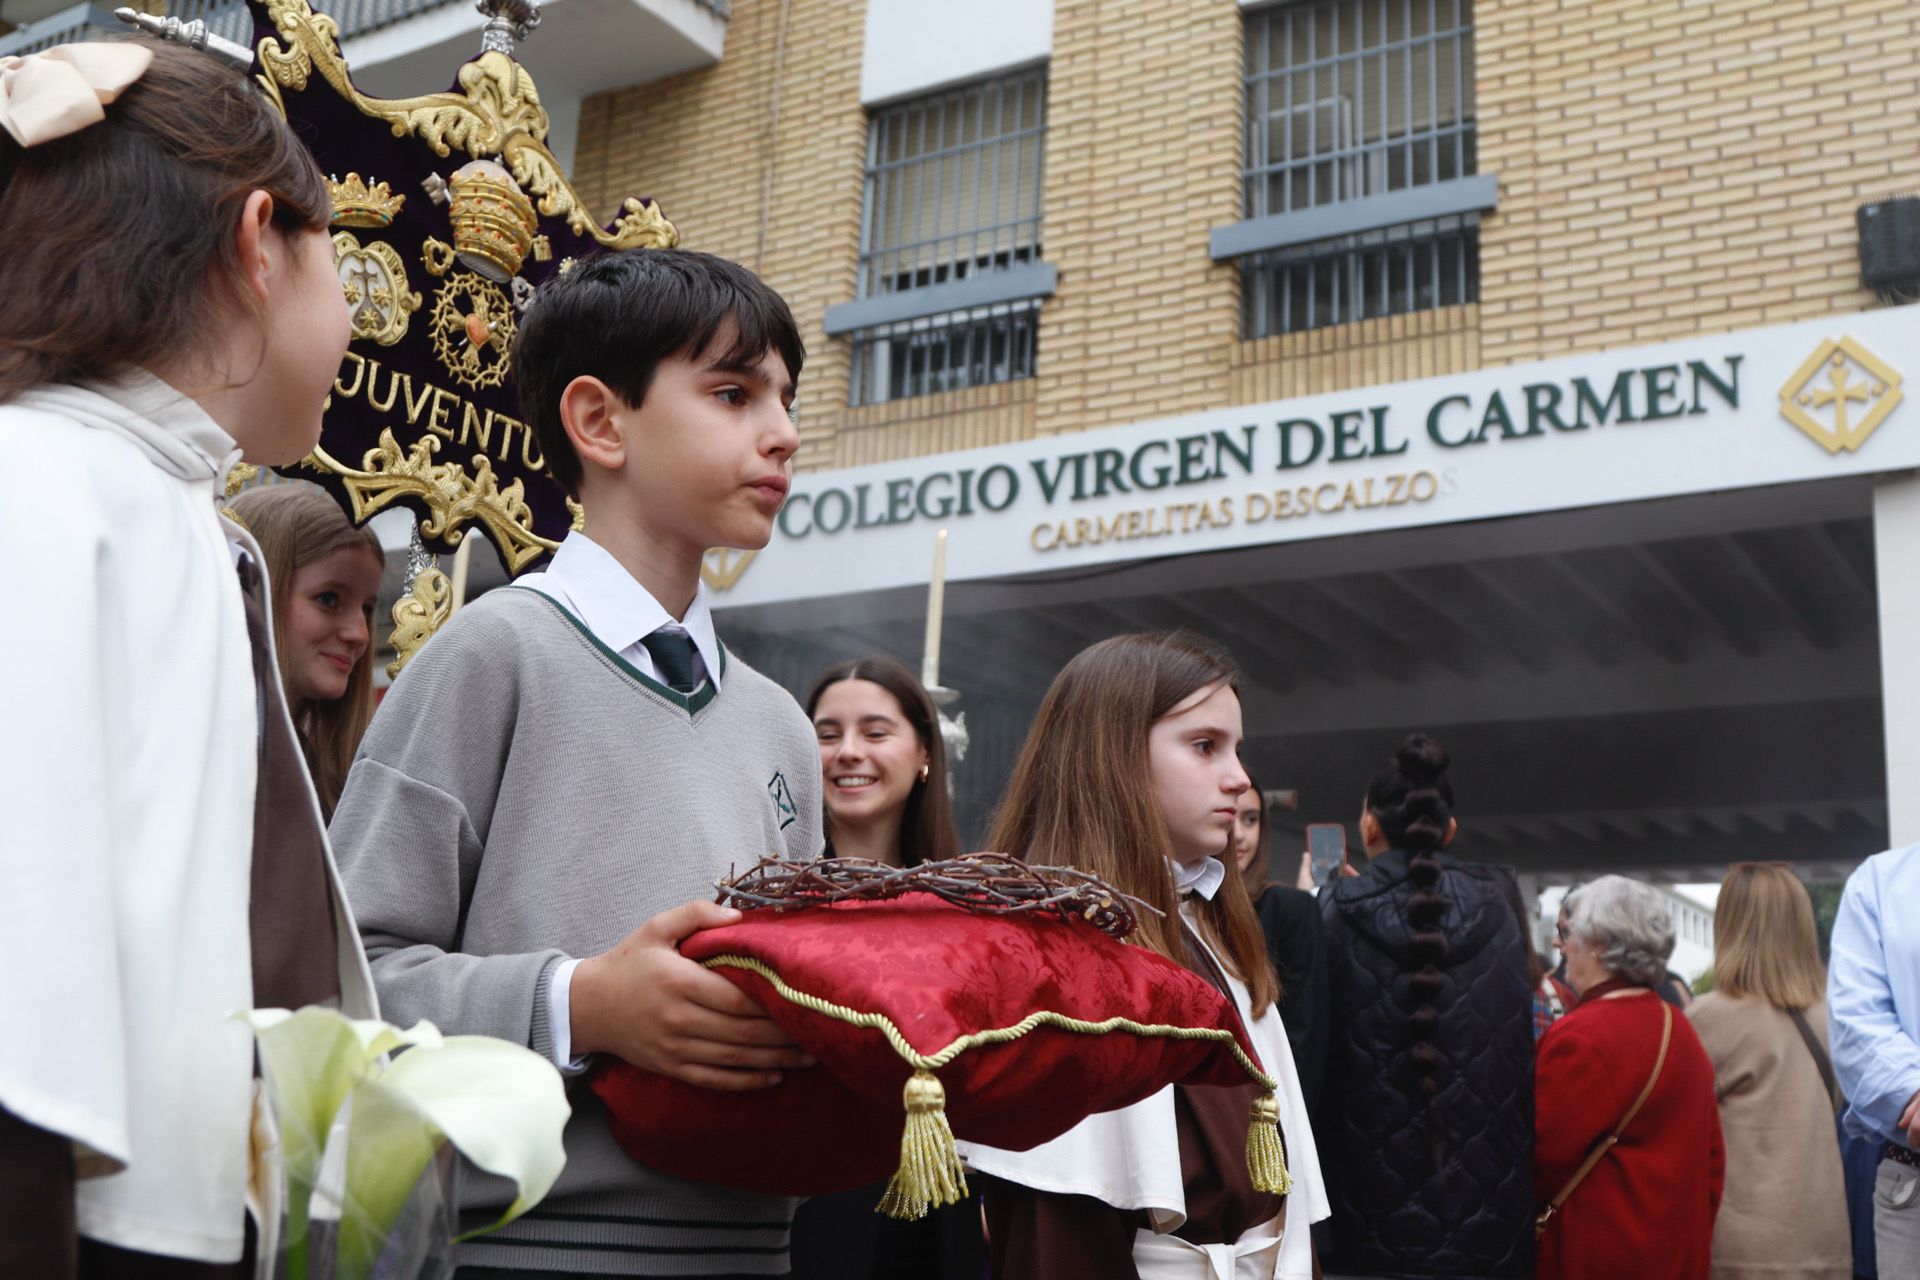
714, 853, 1157, 939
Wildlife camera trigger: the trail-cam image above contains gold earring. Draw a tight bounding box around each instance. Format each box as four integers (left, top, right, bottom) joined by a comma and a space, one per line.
918, 763, 930, 783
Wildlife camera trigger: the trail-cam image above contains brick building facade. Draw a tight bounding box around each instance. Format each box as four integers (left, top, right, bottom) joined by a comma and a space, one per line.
567, 0, 1920, 877
572, 0, 1920, 473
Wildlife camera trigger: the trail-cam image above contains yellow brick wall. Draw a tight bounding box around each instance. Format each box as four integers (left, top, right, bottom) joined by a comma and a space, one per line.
571, 0, 1920, 471
1475, 0, 1920, 367
1230, 305, 1482, 404
574, 0, 867, 471
1030, 0, 1245, 438
835, 381, 1038, 466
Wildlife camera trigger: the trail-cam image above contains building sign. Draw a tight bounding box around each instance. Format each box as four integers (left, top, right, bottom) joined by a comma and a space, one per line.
715, 308, 1917, 609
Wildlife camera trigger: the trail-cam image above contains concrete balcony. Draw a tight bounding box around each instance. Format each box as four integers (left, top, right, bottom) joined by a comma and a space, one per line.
0, 0, 726, 164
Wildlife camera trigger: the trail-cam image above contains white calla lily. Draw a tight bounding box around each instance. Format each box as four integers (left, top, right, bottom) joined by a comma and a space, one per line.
245, 1008, 423, 1262
246, 1006, 570, 1280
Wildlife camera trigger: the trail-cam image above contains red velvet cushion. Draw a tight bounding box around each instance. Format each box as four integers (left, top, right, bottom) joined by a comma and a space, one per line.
588, 893, 1268, 1196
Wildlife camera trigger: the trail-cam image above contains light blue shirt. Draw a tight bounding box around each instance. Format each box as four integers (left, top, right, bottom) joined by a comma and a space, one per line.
1830, 843, 1920, 1146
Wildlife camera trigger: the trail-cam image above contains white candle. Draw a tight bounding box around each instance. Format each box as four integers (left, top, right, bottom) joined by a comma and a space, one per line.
922, 528, 948, 690
448, 533, 476, 616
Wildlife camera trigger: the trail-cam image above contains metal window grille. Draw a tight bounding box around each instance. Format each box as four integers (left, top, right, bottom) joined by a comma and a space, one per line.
1242, 0, 1478, 336
850, 300, 1039, 407
850, 68, 1046, 404
1242, 214, 1478, 336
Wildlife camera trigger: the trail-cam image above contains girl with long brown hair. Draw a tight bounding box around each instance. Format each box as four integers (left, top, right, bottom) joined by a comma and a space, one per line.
226, 483, 385, 817
0, 36, 375, 1272
959, 631, 1327, 1280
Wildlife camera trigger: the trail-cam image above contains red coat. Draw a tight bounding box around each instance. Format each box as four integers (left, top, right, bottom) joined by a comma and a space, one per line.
1534, 981, 1725, 1280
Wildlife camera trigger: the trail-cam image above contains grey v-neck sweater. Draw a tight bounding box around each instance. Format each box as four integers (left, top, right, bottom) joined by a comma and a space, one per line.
331, 585, 823, 1274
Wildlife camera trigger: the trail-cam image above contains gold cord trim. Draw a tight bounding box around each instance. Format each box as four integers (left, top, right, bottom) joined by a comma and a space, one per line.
699, 953, 1293, 1212
701, 954, 1279, 1087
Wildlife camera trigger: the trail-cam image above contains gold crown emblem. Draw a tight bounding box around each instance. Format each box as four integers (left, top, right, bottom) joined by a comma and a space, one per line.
443, 159, 539, 283
327, 172, 406, 229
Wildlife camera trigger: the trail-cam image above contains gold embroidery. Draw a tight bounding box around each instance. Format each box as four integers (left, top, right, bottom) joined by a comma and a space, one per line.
306, 430, 559, 574
428, 272, 515, 390
387, 563, 451, 677
224, 461, 260, 499
438, 158, 539, 282
326, 171, 405, 228
334, 232, 422, 347
421, 237, 457, 278
255, 0, 677, 250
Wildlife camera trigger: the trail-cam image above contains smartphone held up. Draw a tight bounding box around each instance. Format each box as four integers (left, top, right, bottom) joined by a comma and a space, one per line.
1307, 823, 1348, 887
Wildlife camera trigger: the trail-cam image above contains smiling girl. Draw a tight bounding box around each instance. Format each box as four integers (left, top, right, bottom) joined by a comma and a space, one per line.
226, 483, 386, 817
806, 655, 959, 867
960, 631, 1326, 1280
795, 655, 980, 1280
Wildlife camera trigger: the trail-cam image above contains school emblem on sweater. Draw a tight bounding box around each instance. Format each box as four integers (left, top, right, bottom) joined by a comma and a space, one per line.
1779, 336, 1904, 454
768, 772, 798, 830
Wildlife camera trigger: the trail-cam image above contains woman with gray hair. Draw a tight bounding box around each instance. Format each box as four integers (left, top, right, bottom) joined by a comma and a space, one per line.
1534, 876, 1726, 1280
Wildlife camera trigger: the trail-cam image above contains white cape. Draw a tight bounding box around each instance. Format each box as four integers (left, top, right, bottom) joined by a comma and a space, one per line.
959, 908, 1327, 1280
0, 375, 376, 1263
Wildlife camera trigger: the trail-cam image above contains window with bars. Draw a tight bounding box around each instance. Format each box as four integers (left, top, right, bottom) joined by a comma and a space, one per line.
838, 68, 1049, 407
852, 301, 1041, 405
1233, 0, 1482, 338
1244, 214, 1478, 336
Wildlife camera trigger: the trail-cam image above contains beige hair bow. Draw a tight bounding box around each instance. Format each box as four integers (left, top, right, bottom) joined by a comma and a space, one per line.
0, 42, 153, 148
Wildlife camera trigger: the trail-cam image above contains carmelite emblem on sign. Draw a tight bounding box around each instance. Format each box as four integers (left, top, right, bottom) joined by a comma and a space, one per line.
701, 547, 757, 592
1778, 337, 1905, 454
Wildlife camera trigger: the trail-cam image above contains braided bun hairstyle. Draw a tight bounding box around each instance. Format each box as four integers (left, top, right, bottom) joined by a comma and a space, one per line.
1365, 733, 1455, 1172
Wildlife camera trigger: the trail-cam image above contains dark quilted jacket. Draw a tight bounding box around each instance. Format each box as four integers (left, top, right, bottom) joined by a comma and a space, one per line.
1317, 849, 1535, 1279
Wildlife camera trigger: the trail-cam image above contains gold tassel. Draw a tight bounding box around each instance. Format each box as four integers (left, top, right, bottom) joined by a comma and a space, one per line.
1246, 1090, 1293, 1196
876, 1069, 969, 1221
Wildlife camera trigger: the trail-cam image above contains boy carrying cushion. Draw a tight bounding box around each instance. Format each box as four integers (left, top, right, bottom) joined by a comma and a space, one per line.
331, 249, 824, 1277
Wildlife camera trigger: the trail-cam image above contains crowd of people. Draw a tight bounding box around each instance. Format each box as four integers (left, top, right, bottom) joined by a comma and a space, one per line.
1, 34, 1914, 1280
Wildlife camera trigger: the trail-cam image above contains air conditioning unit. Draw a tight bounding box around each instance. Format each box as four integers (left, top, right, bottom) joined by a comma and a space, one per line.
1858, 197, 1920, 302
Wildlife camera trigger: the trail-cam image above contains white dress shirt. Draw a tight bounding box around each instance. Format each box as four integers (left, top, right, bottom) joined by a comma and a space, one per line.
519, 532, 723, 693
1170, 855, 1227, 901
516, 532, 724, 1071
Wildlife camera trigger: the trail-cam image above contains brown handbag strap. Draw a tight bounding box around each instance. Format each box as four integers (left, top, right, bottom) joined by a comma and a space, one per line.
1537, 999, 1673, 1235
1786, 1006, 1844, 1117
